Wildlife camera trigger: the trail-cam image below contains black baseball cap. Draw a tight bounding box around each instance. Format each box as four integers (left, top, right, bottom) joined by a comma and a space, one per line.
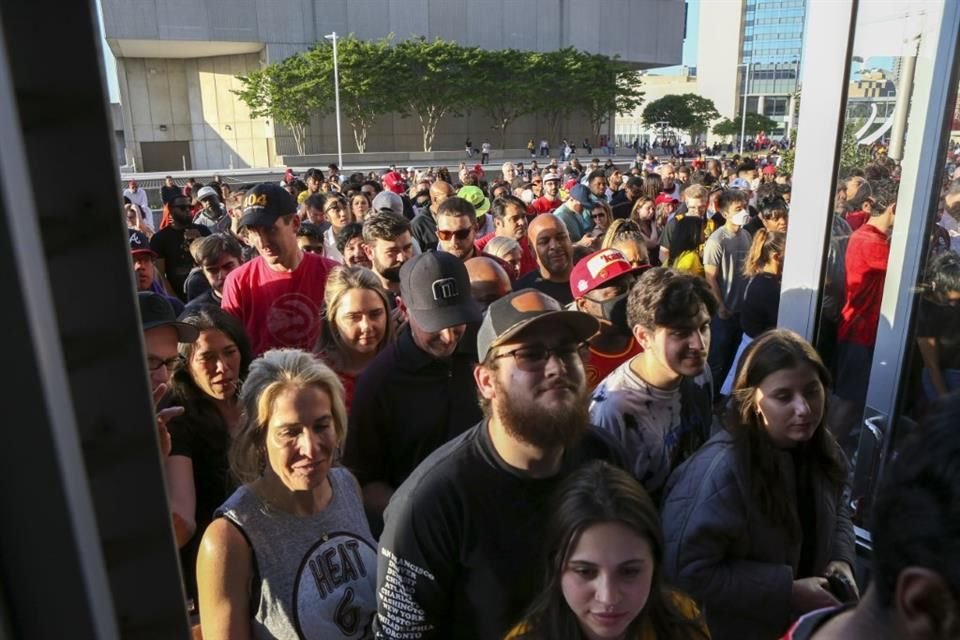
137, 292, 199, 342
240, 182, 297, 228
399, 252, 481, 333
477, 289, 598, 362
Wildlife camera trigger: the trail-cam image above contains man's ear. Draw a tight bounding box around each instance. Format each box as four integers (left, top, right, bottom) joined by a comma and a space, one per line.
897, 567, 960, 639
474, 363, 496, 401
362, 242, 374, 260
632, 323, 651, 350
395, 296, 407, 315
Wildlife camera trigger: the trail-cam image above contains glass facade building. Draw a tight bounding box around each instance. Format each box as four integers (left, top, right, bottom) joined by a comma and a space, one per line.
739, 0, 806, 135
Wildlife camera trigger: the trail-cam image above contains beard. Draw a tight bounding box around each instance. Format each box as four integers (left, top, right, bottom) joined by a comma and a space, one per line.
493, 377, 589, 450
172, 211, 194, 226
373, 255, 401, 283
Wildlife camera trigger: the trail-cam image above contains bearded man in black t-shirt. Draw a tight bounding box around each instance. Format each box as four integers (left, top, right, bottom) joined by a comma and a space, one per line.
150, 194, 210, 301
374, 290, 625, 640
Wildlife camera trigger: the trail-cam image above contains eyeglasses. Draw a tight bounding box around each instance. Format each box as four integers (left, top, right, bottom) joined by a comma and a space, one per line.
324, 204, 344, 214
437, 228, 473, 241
493, 342, 589, 371
147, 356, 182, 372
300, 245, 325, 255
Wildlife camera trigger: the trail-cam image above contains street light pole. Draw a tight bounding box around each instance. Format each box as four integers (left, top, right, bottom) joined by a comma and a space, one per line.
739, 61, 751, 154
324, 31, 343, 170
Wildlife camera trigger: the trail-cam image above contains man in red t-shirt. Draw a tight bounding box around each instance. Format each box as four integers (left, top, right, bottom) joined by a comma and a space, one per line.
475, 195, 538, 277
833, 180, 897, 445
527, 171, 563, 215
221, 183, 338, 356
570, 248, 646, 390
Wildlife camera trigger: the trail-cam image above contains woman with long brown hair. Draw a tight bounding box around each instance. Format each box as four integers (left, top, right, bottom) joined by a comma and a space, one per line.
507, 461, 709, 640
662, 330, 856, 640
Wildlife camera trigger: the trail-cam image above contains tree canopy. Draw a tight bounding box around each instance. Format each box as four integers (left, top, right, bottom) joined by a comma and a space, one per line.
712, 112, 780, 138
642, 94, 720, 139
235, 37, 644, 153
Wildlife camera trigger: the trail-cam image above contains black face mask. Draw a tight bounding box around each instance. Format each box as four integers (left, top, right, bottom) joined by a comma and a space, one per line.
597, 291, 632, 336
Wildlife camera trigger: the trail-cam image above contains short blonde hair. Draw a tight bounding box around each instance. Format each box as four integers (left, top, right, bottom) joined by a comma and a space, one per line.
229, 349, 348, 485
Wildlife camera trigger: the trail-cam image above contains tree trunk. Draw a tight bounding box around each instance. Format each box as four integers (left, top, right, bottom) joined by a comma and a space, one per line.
351, 118, 367, 153
498, 119, 509, 150
291, 122, 307, 155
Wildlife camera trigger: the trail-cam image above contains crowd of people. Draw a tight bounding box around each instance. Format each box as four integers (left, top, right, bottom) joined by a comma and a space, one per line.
125, 145, 960, 640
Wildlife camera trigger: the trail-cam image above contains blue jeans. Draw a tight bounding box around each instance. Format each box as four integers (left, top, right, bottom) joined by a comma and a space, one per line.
708, 313, 742, 399
921, 368, 960, 401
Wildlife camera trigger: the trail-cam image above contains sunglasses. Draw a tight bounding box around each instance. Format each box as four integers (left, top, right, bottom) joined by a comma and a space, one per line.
437, 228, 473, 241
591, 212, 608, 220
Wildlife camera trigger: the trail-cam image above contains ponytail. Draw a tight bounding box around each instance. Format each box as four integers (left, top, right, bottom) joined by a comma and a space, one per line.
743, 230, 786, 277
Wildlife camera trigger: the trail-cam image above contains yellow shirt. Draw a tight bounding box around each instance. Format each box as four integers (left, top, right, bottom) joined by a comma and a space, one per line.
673, 250, 705, 277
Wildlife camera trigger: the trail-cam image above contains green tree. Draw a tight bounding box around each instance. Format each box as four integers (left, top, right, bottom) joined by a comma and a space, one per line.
577, 54, 645, 141
530, 48, 582, 145
306, 36, 400, 153
642, 93, 720, 140
393, 37, 474, 152
472, 49, 539, 149
234, 53, 330, 155
712, 112, 779, 138
839, 119, 874, 178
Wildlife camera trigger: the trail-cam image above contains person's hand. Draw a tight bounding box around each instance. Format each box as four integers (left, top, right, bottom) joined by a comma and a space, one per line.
576, 234, 596, 248
825, 561, 860, 599
791, 577, 840, 613
718, 306, 732, 320
152, 382, 183, 458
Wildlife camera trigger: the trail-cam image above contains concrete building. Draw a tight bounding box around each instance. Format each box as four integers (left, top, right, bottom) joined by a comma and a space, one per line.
615, 66, 698, 147
697, 0, 804, 142
101, 0, 686, 171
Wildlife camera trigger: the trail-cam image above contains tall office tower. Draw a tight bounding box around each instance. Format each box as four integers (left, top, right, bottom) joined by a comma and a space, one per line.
698, 0, 806, 141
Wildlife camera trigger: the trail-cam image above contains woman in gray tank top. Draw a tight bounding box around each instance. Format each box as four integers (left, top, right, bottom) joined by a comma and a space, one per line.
197, 349, 377, 640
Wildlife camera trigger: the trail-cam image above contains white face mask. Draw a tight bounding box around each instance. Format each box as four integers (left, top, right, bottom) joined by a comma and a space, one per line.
731, 211, 751, 226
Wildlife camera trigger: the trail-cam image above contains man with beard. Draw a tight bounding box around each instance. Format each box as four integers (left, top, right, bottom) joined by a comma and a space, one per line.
361, 211, 416, 295
345, 252, 482, 535
527, 171, 563, 215
149, 193, 211, 301
374, 289, 624, 640
590, 267, 716, 498
220, 183, 338, 356
571, 248, 645, 390
435, 196, 479, 261
513, 213, 575, 305
476, 195, 537, 278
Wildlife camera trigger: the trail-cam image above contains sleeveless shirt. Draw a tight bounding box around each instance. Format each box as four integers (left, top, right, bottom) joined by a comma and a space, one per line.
216, 467, 377, 639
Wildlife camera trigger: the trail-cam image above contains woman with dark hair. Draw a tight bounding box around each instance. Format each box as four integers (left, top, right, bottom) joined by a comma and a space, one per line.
662, 330, 856, 640
629, 196, 659, 263
197, 349, 375, 639
642, 174, 664, 203
165, 307, 252, 606
667, 217, 704, 276
507, 461, 709, 640
916, 251, 960, 400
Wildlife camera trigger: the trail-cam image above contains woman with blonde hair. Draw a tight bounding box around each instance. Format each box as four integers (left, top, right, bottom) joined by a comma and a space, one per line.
316, 265, 394, 410
197, 349, 376, 640
720, 230, 786, 395
483, 235, 524, 280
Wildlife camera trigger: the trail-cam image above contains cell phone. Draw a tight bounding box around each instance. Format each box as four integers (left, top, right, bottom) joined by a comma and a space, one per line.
826, 573, 858, 603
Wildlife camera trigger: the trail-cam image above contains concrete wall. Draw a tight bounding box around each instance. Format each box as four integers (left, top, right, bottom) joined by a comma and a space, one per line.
117, 53, 273, 171
105, 0, 685, 169
696, 0, 743, 143
104, 0, 685, 68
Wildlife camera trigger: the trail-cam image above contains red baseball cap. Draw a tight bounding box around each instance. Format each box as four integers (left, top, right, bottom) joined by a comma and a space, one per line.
655, 193, 679, 206
570, 248, 644, 300
382, 171, 406, 194
564, 178, 578, 192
